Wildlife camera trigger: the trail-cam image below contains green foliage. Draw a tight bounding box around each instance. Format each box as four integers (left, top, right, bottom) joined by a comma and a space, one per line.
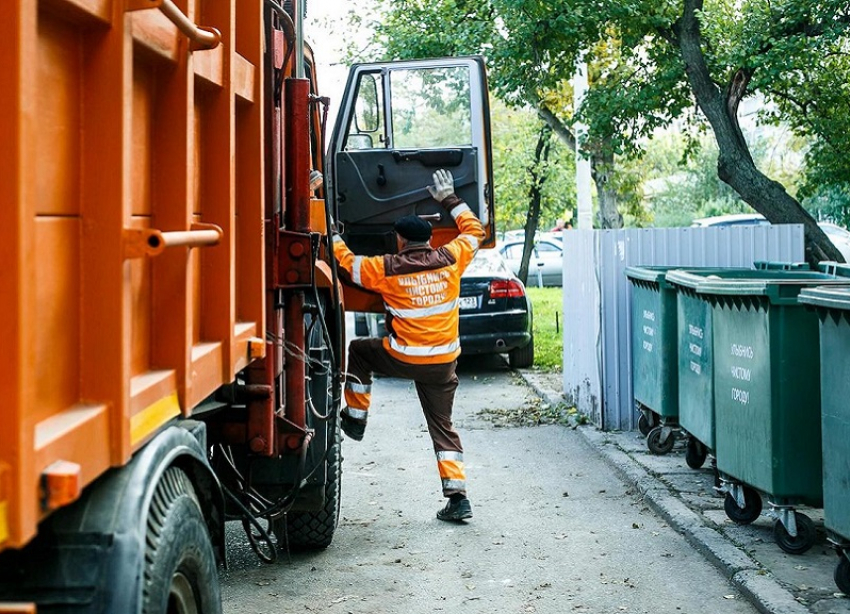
492, 101, 577, 232
526, 287, 562, 372
339, 0, 850, 233
641, 128, 807, 227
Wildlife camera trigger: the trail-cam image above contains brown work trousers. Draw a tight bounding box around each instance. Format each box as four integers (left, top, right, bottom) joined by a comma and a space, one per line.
344, 337, 465, 495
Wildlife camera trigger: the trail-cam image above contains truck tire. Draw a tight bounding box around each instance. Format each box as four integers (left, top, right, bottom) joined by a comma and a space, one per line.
276, 422, 342, 550
274, 294, 342, 550
143, 466, 221, 614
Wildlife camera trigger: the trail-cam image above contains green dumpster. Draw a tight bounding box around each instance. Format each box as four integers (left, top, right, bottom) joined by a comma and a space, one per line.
625, 266, 680, 446
666, 265, 812, 470
798, 281, 850, 593
695, 267, 850, 555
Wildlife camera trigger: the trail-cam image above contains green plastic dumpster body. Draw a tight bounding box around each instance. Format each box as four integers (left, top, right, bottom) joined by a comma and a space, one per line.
697, 271, 850, 506
798, 285, 850, 541
625, 266, 680, 420
667, 266, 812, 452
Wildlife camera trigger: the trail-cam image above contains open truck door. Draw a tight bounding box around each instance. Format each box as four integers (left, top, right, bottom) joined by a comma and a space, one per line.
326, 56, 494, 268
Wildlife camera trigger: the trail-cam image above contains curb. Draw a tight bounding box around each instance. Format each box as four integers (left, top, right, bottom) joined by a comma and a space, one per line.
519, 371, 811, 614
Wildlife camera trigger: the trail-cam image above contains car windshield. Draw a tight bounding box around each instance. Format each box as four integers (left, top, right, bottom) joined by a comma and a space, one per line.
463, 249, 511, 277
820, 223, 850, 239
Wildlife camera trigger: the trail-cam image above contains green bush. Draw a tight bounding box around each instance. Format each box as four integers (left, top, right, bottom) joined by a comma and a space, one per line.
526, 287, 563, 372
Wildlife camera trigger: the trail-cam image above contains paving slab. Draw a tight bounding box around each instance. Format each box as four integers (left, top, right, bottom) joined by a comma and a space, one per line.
519, 368, 850, 614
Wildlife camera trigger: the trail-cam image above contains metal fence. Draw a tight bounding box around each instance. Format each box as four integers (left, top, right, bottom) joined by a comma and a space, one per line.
561, 225, 805, 430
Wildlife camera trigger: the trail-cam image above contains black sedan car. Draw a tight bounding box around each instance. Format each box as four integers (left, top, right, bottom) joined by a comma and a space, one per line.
353, 249, 535, 368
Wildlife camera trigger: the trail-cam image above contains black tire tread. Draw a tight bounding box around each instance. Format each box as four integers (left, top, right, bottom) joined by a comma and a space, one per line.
143, 466, 221, 614
723, 488, 762, 525
773, 512, 816, 555
509, 336, 534, 369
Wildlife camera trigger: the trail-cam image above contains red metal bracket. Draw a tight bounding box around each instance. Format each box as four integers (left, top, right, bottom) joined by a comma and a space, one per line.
277, 230, 314, 288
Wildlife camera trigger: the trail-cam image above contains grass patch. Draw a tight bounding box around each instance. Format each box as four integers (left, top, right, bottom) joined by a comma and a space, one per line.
526, 286, 563, 372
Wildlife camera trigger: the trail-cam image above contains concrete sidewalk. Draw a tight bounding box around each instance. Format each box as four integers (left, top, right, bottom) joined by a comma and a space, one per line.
519, 369, 850, 614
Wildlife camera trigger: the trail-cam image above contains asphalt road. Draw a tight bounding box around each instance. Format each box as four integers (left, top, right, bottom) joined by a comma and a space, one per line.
219, 354, 759, 614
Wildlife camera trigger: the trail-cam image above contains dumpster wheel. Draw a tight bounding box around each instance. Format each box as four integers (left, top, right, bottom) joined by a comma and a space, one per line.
646, 425, 676, 455
636, 405, 657, 436
835, 553, 850, 595
773, 512, 815, 555
723, 487, 762, 525
685, 438, 708, 469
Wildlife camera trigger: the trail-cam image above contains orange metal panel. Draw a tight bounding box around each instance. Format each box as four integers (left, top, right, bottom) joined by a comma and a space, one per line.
144, 31, 193, 409
197, 0, 238, 384
41, 0, 111, 25
193, 44, 224, 89
131, 70, 153, 216
33, 218, 81, 424
130, 369, 179, 419
129, 216, 154, 374
36, 16, 81, 216
233, 52, 255, 103
188, 342, 224, 410
78, 0, 133, 470
1, 0, 39, 551
233, 0, 264, 370
34, 404, 111, 494
130, 9, 180, 63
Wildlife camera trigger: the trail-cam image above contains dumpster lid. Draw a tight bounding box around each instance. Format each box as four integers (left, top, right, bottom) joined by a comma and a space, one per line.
624, 265, 680, 285
694, 271, 850, 303
799, 285, 850, 311
665, 267, 752, 290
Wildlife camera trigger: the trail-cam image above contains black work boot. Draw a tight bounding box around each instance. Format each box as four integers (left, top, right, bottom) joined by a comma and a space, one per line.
340, 412, 366, 441
437, 496, 473, 521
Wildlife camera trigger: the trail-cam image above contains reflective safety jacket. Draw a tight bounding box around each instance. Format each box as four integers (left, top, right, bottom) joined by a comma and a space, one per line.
333, 197, 485, 365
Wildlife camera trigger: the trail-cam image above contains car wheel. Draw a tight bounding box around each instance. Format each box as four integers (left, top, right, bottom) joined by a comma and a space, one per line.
508, 336, 534, 369
354, 313, 368, 336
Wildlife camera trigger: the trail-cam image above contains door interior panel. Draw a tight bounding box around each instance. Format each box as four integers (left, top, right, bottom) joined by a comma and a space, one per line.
337, 147, 479, 256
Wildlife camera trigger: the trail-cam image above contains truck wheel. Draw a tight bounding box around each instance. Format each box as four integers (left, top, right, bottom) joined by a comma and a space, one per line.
143, 466, 221, 614
276, 421, 342, 550
509, 336, 535, 369
274, 296, 342, 550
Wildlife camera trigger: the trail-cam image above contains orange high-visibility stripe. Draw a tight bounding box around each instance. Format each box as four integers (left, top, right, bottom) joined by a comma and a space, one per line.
344, 389, 370, 410
437, 459, 466, 481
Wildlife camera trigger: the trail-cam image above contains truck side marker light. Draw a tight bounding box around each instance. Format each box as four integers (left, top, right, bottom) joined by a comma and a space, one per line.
41, 460, 82, 511
248, 337, 266, 360
131, 392, 181, 447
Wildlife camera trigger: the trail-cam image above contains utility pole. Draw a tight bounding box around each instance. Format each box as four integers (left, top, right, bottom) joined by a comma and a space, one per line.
574, 59, 593, 230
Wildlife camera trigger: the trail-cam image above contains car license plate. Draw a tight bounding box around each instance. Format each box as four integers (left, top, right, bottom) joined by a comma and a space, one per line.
459, 296, 478, 310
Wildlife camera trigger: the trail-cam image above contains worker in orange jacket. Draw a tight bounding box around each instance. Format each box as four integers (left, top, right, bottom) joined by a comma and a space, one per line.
332, 169, 484, 521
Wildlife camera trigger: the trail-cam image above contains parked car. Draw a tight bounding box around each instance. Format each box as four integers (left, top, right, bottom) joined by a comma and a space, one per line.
690, 214, 850, 262
353, 249, 535, 368
498, 238, 564, 287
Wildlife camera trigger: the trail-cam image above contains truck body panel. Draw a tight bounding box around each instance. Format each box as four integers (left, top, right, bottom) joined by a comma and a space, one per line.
1, 0, 266, 551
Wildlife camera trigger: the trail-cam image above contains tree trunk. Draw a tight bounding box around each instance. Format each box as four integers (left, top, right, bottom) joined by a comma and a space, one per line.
518, 124, 553, 287
538, 104, 624, 230
674, 0, 843, 265
592, 150, 623, 229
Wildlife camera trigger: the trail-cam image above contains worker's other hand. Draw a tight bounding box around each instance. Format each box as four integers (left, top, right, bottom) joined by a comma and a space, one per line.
427, 169, 455, 202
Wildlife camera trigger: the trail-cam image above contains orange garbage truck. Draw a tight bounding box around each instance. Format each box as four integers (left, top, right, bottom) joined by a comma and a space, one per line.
0, 0, 494, 611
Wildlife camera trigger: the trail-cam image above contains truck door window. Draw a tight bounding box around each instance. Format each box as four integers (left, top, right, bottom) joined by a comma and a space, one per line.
345, 72, 383, 150
389, 66, 472, 148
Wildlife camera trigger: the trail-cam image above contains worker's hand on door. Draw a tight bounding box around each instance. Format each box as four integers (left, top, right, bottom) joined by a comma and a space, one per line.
427, 169, 455, 203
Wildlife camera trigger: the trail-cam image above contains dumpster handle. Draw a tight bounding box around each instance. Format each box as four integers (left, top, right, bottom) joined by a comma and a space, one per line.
124, 223, 224, 259
126, 0, 222, 51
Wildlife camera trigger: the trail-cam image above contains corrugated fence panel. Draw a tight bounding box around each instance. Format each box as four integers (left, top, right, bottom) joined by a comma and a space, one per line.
562, 230, 602, 425
562, 225, 805, 430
